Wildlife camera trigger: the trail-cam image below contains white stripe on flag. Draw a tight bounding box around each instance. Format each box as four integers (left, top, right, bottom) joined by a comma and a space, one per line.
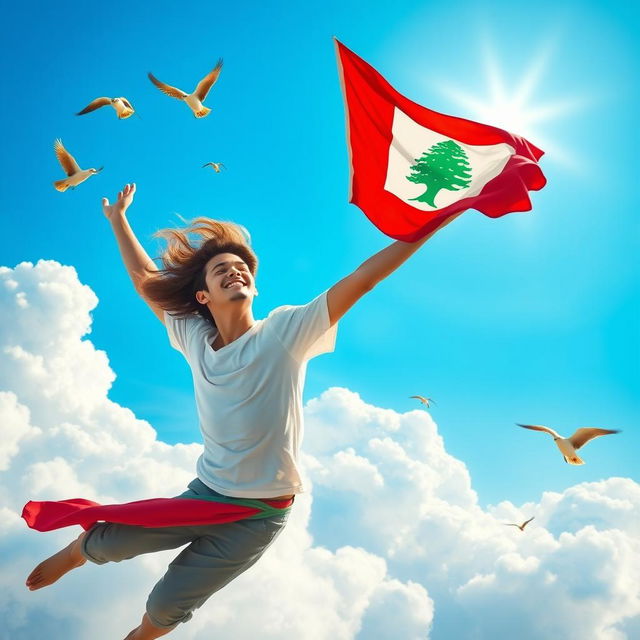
384, 108, 515, 211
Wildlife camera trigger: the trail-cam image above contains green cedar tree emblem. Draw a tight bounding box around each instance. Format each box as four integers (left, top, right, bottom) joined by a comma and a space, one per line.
406, 139, 472, 207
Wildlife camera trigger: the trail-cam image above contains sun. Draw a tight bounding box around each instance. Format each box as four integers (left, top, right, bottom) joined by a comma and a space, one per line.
432, 35, 587, 170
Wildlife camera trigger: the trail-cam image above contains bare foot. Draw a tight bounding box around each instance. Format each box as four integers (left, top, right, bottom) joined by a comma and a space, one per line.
26, 531, 87, 591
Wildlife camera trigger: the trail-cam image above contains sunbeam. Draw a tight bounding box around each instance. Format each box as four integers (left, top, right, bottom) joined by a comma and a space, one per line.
429, 35, 589, 171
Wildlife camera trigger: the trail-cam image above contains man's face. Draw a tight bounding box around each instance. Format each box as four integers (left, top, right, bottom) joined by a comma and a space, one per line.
195, 252, 257, 308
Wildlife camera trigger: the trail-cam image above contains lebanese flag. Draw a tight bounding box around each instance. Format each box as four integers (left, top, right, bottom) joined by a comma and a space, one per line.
335, 39, 547, 241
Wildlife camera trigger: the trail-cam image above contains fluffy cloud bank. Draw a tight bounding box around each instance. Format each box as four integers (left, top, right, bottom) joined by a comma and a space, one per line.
1, 260, 639, 639
305, 390, 640, 640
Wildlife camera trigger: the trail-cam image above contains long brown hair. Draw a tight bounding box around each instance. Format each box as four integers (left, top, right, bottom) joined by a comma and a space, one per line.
141, 217, 258, 328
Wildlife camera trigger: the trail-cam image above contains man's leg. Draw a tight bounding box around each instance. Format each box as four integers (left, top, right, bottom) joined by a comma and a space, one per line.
26, 477, 206, 589
79, 521, 198, 565
26, 522, 200, 591
123, 613, 174, 640
142, 512, 289, 632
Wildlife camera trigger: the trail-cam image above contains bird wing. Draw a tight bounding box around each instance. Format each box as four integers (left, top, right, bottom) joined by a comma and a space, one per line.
504, 523, 519, 528
194, 58, 223, 101
120, 98, 134, 110
516, 424, 562, 438
148, 72, 187, 99
76, 97, 112, 115
409, 396, 427, 404
522, 516, 535, 528
202, 162, 214, 168
54, 139, 80, 176
570, 428, 620, 450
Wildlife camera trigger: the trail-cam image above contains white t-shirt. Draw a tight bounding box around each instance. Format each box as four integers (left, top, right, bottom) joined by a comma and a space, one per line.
163, 290, 337, 498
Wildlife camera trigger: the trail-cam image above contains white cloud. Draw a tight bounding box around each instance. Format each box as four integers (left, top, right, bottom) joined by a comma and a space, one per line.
308, 447, 385, 492
357, 579, 433, 640
455, 526, 640, 640
1, 259, 639, 639
0, 391, 38, 471
304, 388, 640, 639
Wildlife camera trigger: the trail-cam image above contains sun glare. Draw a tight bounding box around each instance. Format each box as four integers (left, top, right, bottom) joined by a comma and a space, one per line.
431, 35, 588, 171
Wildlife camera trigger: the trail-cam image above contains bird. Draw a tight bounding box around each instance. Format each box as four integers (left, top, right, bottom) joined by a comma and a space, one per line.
409, 395, 436, 408
504, 516, 535, 532
202, 162, 226, 173
76, 96, 135, 119
516, 423, 620, 465
148, 59, 223, 118
52, 139, 102, 192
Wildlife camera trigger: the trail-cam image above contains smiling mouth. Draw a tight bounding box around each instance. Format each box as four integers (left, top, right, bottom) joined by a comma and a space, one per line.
224, 280, 246, 289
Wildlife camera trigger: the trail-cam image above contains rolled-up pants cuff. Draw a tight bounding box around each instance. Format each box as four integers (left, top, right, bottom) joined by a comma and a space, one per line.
146, 609, 191, 629
79, 526, 108, 565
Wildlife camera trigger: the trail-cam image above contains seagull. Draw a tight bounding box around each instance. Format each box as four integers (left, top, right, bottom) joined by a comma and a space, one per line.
52, 139, 102, 192
409, 395, 436, 408
148, 59, 223, 118
76, 97, 135, 119
202, 162, 225, 173
516, 424, 620, 465
504, 516, 535, 532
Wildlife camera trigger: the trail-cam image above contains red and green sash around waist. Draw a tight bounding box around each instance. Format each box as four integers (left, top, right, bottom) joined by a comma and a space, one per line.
22, 493, 294, 532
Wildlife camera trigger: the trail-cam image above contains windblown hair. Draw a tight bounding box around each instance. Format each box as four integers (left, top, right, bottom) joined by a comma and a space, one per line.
140, 217, 258, 328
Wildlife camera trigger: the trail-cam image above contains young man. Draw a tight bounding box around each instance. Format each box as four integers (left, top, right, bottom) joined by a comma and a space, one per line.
25, 183, 455, 639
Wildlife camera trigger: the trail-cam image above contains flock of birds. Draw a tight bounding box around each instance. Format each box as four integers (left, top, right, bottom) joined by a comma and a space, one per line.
53, 61, 226, 192
408, 396, 620, 531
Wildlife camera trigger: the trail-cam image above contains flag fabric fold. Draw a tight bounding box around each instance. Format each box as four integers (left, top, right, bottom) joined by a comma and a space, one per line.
335, 39, 547, 241
22, 494, 294, 532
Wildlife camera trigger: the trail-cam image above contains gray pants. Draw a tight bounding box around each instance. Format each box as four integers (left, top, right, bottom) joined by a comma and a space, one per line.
79, 478, 291, 629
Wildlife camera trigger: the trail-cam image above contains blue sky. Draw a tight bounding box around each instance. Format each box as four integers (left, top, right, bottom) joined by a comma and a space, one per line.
1, 0, 637, 510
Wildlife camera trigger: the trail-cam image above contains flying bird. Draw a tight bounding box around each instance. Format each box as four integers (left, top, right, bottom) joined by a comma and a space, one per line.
409, 395, 436, 408
516, 424, 620, 465
202, 162, 226, 173
504, 516, 535, 532
148, 59, 223, 118
76, 96, 135, 119
52, 139, 102, 192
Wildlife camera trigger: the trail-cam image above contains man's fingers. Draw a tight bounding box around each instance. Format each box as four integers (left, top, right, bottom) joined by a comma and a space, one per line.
102, 197, 109, 207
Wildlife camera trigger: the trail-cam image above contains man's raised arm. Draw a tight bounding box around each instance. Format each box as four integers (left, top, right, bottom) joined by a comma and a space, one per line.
103, 183, 165, 324
326, 213, 461, 326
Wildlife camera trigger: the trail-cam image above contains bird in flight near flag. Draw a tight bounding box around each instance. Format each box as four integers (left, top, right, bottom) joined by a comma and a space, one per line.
334, 39, 547, 241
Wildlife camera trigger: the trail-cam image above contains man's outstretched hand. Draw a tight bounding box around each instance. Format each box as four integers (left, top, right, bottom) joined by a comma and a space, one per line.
102, 183, 136, 221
